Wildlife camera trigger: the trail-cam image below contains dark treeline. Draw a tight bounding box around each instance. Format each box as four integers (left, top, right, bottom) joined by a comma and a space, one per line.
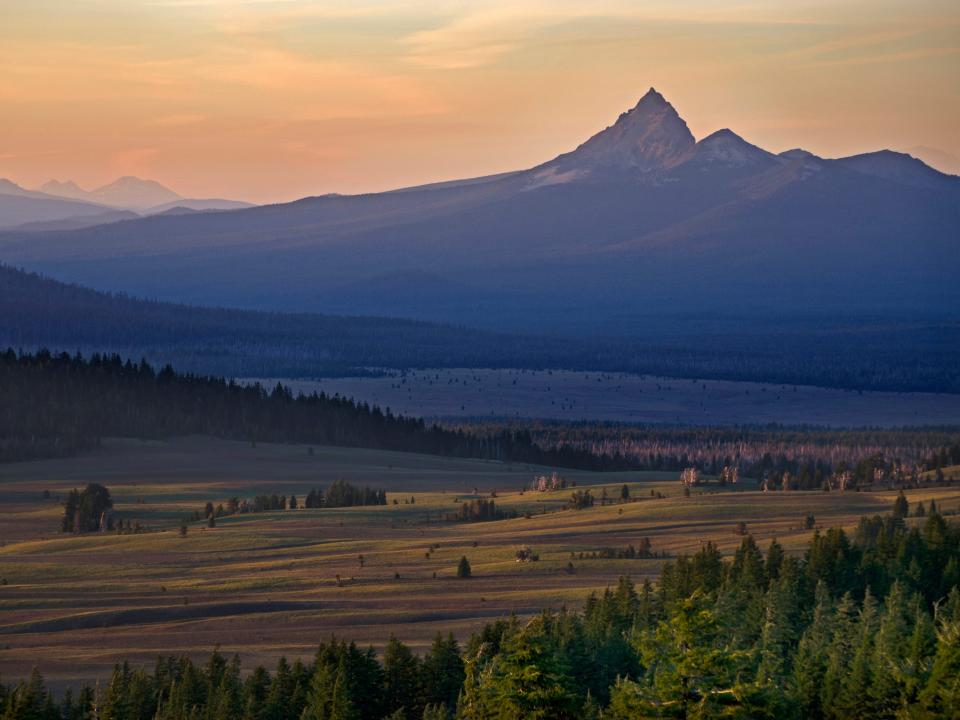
4, 264, 959, 393
0, 349, 626, 471
578, 539, 656, 560
452, 498, 514, 522
199, 481, 388, 521
4, 511, 958, 719
922, 441, 960, 479
459, 421, 960, 490
325, 479, 388, 508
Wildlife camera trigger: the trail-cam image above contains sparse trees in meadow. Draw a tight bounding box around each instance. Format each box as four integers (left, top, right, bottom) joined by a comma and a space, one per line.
4, 509, 960, 720
680, 467, 700, 488
567, 489, 594, 510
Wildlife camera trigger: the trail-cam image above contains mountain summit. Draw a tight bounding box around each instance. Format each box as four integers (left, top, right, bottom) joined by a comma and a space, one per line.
87, 176, 182, 209
547, 88, 696, 177
2, 88, 957, 332
39, 176, 181, 209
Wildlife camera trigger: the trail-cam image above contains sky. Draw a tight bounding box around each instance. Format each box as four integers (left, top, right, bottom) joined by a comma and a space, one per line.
1, 0, 958, 203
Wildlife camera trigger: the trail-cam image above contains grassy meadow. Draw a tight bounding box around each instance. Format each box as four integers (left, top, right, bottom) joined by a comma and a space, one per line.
1, 436, 958, 687
268, 369, 960, 426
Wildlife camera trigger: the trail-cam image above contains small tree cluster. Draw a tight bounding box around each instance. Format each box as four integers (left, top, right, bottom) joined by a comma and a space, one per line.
567, 489, 595, 510
61, 483, 113, 533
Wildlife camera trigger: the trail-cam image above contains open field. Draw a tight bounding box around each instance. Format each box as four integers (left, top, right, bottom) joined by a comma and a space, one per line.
259, 368, 960, 426
1, 436, 959, 687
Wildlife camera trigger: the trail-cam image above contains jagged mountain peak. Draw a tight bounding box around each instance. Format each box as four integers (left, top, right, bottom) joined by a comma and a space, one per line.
634, 86, 669, 108
542, 89, 696, 177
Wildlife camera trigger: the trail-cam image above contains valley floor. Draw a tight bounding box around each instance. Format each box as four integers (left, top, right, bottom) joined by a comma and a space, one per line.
257, 368, 960, 426
1, 437, 958, 687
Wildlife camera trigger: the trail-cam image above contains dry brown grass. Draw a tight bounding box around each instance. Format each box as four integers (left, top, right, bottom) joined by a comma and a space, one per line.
1, 436, 958, 687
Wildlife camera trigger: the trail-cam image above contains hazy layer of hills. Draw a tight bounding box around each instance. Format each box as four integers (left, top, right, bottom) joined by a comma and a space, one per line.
0, 176, 252, 230
3, 263, 958, 392
1, 89, 956, 338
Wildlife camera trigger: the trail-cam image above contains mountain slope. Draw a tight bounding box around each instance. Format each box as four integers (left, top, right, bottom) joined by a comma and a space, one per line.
1, 89, 957, 333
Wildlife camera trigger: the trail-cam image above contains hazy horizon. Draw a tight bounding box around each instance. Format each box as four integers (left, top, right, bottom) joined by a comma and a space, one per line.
2, 0, 958, 204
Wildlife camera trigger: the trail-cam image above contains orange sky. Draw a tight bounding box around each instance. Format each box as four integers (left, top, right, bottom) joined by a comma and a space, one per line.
2, 0, 958, 203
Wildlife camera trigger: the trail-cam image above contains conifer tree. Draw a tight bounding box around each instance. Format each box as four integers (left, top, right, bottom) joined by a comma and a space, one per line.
383, 636, 421, 720
327, 659, 357, 720
757, 560, 802, 685
421, 633, 464, 711
868, 581, 911, 718
821, 592, 857, 718
893, 491, 909, 519
792, 581, 834, 718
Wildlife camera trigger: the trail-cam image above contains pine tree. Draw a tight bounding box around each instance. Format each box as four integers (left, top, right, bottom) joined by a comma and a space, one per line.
421, 633, 464, 710
900, 593, 937, 710
474, 614, 579, 719
5, 668, 51, 720
636, 592, 751, 718
893, 490, 910, 519
792, 582, 834, 718
102, 661, 132, 720
300, 660, 335, 720
457, 557, 471, 578
383, 636, 421, 720
910, 612, 960, 719
265, 657, 293, 720
821, 592, 857, 718
765, 539, 785, 583
831, 589, 879, 719
327, 659, 358, 720
868, 581, 911, 718
756, 560, 801, 685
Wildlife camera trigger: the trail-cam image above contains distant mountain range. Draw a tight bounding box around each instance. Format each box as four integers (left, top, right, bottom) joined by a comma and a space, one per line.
0, 89, 957, 336
0, 176, 253, 230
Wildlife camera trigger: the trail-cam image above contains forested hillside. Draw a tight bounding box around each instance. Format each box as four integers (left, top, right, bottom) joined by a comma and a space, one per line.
0, 349, 625, 470
0, 264, 585, 378
3, 264, 958, 392
3, 511, 958, 719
